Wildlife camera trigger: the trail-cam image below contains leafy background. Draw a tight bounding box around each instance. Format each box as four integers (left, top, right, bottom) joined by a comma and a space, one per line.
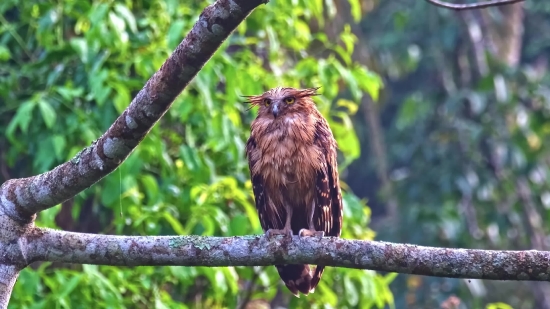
1, 0, 548, 308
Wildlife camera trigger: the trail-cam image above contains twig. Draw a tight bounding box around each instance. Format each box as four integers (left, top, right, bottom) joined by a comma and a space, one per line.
237, 268, 260, 309
425, 0, 524, 11
0, 14, 33, 61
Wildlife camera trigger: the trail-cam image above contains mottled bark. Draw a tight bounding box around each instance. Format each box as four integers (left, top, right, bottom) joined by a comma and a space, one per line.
0, 266, 19, 308
0, 1, 267, 308
4, 228, 550, 283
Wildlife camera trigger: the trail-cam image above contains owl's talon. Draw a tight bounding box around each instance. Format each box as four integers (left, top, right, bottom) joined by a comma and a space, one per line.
299, 229, 324, 239
266, 228, 293, 239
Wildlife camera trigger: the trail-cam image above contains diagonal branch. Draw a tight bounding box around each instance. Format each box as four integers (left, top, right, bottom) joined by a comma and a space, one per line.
10, 228, 550, 282
425, 0, 524, 11
0, 266, 19, 307
0, 0, 267, 224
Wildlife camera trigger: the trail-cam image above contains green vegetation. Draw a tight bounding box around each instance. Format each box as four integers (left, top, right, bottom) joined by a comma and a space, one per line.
2, 0, 547, 308
1, 0, 391, 308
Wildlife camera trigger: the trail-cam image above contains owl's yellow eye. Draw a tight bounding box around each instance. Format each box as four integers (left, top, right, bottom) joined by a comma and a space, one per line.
284, 97, 295, 104
263, 98, 271, 106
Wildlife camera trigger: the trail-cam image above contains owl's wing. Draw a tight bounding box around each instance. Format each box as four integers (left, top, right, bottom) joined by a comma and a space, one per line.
246, 136, 284, 231
313, 118, 343, 238
310, 117, 343, 290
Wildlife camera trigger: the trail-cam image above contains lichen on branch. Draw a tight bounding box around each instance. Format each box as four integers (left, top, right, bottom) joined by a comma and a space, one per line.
13, 228, 550, 282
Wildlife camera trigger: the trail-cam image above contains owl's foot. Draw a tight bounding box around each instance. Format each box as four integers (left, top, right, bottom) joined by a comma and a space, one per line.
266, 228, 293, 239
299, 229, 324, 239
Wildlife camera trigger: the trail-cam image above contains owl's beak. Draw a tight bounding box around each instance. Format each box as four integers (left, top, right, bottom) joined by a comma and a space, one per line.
272, 103, 280, 118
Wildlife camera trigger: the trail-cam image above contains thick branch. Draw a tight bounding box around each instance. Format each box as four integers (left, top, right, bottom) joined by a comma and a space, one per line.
425, 0, 524, 11
0, 265, 19, 308
0, 0, 266, 224
11, 228, 550, 282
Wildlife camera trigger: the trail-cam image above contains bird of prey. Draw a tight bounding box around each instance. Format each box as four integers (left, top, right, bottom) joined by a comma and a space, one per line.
245, 87, 343, 296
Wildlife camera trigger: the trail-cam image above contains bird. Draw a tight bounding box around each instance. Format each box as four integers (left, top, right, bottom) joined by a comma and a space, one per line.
244, 86, 343, 296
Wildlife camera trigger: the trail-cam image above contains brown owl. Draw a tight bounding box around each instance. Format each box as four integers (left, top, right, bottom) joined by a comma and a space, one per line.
245, 87, 343, 296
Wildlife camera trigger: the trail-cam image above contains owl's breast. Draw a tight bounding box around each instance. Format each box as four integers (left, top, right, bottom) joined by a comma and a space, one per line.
256, 116, 322, 193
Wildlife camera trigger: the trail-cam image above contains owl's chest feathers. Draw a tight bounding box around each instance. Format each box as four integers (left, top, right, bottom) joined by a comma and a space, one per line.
254, 115, 321, 200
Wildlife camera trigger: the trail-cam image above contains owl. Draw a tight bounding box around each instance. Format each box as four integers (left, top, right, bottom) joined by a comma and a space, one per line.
245, 87, 343, 296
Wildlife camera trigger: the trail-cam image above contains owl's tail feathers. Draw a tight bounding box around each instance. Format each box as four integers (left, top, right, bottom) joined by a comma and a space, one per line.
276, 264, 312, 296
276, 264, 326, 296
310, 265, 325, 292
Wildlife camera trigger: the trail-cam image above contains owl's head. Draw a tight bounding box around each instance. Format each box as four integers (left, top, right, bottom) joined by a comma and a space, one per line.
245, 87, 320, 119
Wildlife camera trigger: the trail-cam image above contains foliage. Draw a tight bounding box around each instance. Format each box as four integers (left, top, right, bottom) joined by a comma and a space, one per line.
354, 1, 550, 308
0, 0, 389, 308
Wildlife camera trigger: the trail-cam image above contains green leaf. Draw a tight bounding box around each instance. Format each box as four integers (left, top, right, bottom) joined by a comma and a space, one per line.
337, 99, 359, 115
88, 3, 109, 25
168, 20, 186, 49
228, 214, 248, 236
70, 38, 89, 64
382, 272, 398, 285
163, 212, 186, 235
114, 3, 137, 33
51, 135, 66, 161
58, 275, 83, 299
352, 66, 383, 101
112, 82, 131, 113
140, 174, 159, 202
330, 111, 361, 166
6, 99, 36, 137
395, 94, 430, 130
349, 0, 362, 22
38, 100, 56, 129
344, 276, 359, 306
89, 69, 111, 106
108, 11, 126, 41
0, 45, 11, 61
486, 303, 514, 309
334, 62, 360, 100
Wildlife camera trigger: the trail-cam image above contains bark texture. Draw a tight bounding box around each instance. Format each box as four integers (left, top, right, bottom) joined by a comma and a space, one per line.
5, 229, 550, 283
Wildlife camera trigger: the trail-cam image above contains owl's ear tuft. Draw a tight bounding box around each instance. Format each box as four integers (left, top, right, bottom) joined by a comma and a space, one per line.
242, 94, 265, 110
297, 87, 321, 98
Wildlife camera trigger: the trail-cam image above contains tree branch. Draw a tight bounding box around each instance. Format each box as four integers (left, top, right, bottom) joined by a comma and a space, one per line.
7, 228, 550, 282
425, 0, 524, 11
0, 266, 20, 308
0, 0, 267, 224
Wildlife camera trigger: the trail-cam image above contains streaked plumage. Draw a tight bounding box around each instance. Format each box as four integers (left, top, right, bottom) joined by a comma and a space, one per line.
245, 87, 343, 296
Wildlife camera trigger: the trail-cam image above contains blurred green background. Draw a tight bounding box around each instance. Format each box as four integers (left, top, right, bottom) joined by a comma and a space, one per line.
0, 0, 548, 308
